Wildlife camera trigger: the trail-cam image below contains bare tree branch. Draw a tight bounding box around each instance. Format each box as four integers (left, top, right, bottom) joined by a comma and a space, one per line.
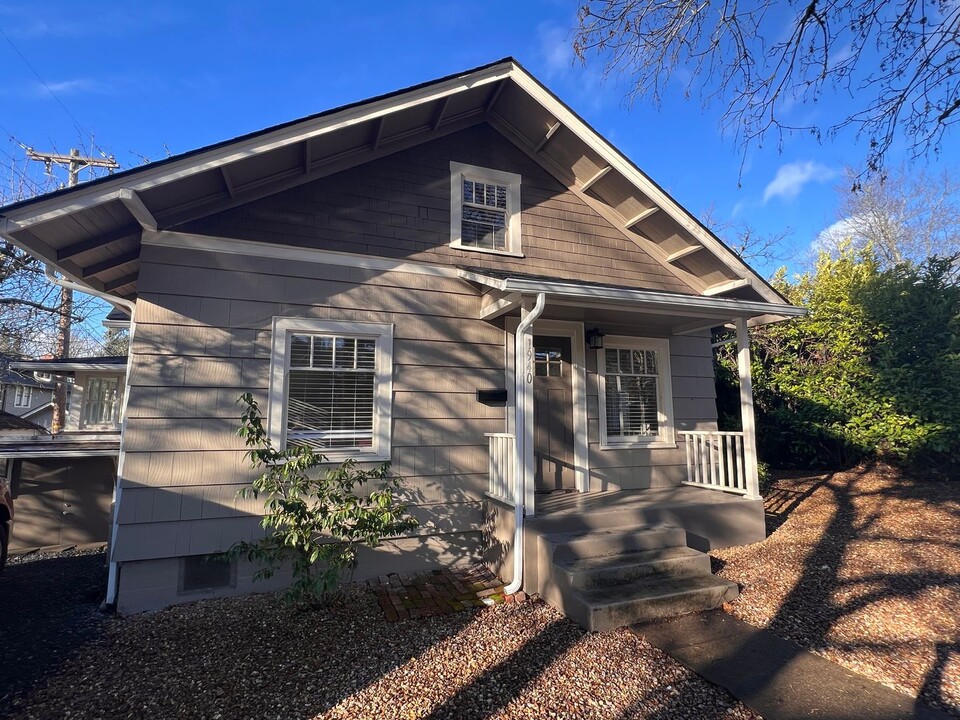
574, 0, 960, 173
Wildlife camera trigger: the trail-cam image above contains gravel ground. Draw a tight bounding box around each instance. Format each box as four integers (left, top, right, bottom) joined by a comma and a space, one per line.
713, 464, 960, 717
4, 579, 760, 719
0, 547, 108, 713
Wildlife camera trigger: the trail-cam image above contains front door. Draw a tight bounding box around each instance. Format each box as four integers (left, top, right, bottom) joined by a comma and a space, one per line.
533, 335, 575, 492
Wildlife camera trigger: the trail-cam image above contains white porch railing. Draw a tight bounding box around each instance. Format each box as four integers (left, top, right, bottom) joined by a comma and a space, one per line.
680, 430, 751, 496
486, 433, 517, 505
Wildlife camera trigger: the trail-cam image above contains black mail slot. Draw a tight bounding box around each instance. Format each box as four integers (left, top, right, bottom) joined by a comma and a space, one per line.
476, 388, 508, 405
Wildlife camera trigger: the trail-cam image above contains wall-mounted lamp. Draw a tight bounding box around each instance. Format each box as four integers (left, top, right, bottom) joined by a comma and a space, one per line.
586, 328, 605, 350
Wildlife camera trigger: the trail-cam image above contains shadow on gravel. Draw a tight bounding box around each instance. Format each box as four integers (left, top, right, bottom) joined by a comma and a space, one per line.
704, 464, 960, 718
420, 617, 580, 720
0, 551, 108, 715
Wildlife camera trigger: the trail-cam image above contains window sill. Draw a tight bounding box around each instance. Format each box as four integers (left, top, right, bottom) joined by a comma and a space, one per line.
599, 440, 678, 451
277, 449, 391, 465
450, 242, 524, 258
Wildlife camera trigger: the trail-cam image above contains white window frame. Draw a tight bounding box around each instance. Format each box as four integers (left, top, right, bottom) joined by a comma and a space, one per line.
269, 317, 394, 462
449, 161, 523, 257
13, 385, 32, 408
597, 336, 676, 449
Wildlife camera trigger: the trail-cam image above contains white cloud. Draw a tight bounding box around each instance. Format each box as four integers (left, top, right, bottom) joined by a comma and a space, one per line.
811, 215, 866, 255
31, 78, 113, 98
537, 22, 574, 78
763, 160, 838, 203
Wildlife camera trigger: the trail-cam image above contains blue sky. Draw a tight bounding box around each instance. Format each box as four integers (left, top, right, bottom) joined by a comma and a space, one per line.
1, 0, 957, 287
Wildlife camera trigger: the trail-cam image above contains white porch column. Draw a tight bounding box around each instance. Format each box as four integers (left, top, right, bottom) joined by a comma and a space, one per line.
735, 317, 761, 500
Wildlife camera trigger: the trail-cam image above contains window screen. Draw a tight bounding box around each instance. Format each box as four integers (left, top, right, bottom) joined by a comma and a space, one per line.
604, 348, 660, 439
286, 334, 376, 451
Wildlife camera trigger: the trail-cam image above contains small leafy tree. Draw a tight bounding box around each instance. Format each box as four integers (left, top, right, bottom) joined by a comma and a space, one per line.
226, 393, 418, 604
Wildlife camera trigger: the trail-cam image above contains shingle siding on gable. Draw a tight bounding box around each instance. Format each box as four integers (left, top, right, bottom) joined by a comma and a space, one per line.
180, 123, 693, 294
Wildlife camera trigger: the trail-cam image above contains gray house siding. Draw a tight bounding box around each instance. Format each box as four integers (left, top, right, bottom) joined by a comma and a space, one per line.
2, 382, 54, 429
116, 244, 505, 609
113, 123, 722, 612
181, 123, 694, 295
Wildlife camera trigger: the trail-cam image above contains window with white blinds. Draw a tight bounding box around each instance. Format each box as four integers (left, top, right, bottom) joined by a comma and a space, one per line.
598, 337, 675, 447
270, 318, 394, 460
450, 162, 521, 256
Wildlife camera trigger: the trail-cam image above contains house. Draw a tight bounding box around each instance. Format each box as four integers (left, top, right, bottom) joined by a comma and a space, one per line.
0, 59, 804, 624
0, 362, 56, 430
0, 355, 126, 550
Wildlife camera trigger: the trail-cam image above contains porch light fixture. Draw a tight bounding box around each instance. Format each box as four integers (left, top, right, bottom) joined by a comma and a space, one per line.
586, 328, 605, 350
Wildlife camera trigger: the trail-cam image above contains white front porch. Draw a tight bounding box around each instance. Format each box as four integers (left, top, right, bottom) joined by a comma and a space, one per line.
467, 271, 802, 619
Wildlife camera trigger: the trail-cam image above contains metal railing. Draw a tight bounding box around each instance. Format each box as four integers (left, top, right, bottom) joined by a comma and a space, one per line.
680, 430, 750, 496
486, 433, 517, 505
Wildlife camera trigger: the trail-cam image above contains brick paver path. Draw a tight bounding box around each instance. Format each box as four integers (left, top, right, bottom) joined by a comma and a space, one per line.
369, 565, 532, 621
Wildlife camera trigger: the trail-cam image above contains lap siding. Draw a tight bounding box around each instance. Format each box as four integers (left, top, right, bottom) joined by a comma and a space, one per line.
119, 248, 504, 564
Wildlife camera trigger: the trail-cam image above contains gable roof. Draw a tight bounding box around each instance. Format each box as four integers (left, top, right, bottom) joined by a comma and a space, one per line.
0, 367, 51, 388
0, 411, 46, 433
0, 58, 788, 307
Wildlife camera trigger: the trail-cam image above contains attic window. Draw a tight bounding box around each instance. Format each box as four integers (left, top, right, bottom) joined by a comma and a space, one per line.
450, 162, 522, 257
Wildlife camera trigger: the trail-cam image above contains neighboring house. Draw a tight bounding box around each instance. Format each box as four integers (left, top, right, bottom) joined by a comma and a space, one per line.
0, 356, 126, 551
0, 59, 804, 623
0, 363, 56, 430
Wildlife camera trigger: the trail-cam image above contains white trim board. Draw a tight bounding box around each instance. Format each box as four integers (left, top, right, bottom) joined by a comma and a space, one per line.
11, 362, 127, 372
459, 269, 805, 322
1, 65, 512, 229
142, 230, 464, 279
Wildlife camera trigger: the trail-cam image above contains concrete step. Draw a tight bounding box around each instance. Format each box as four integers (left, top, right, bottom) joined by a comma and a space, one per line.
541, 524, 687, 563
570, 574, 740, 632
555, 546, 711, 590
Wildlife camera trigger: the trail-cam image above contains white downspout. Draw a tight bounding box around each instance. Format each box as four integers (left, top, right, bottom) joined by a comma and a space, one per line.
43, 265, 136, 314
504, 292, 546, 595
44, 265, 135, 609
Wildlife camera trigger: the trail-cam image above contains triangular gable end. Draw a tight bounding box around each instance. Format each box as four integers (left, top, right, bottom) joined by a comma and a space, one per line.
0, 58, 785, 306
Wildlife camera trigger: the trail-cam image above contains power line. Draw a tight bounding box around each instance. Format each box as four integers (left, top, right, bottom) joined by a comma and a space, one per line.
0, 27, 112, 162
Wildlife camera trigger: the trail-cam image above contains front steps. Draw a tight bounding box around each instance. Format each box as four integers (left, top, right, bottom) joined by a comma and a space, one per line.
530, 523, 739, 632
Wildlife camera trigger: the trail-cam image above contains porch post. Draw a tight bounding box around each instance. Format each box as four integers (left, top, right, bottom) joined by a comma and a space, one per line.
735, 317, 761, 500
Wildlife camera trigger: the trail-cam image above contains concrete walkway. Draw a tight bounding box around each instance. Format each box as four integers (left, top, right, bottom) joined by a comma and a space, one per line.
635, 610, 953, 720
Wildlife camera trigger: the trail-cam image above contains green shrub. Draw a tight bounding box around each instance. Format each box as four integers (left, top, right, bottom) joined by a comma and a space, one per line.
717, 249, 960, 474
225, 393, 418, 604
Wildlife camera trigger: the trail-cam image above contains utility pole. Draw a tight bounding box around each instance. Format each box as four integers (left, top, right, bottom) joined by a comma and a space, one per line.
25, 147, 119, 433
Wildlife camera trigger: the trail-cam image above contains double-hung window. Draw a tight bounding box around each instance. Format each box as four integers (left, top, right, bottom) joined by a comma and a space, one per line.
82, 377, 120, 427
270, 318, 393, 461
449, 162, 522, 256
13, 385, 32, 408
598, 337, 675, 448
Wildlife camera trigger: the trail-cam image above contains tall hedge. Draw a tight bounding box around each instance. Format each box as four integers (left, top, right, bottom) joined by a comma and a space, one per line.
717, 250, 960, 473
